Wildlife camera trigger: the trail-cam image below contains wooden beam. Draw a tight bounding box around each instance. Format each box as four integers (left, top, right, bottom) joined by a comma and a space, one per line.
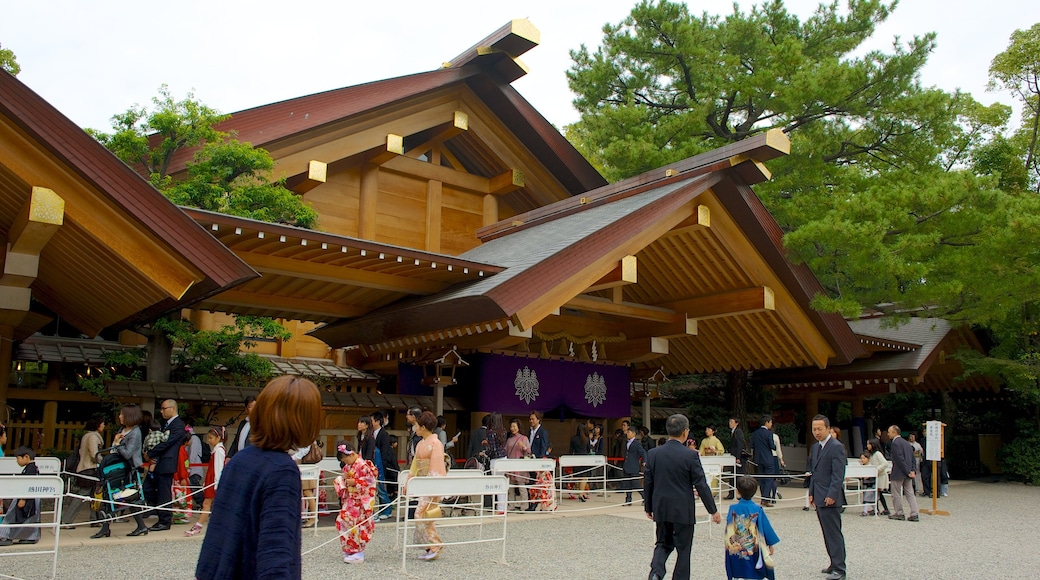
367, 134, 404, 165
585, 255, 637, 292
625, 317, 697, 340
403, 112, 469, 158
235, 251, 449, 295
487, 169, 525, 195
284, 160, 327, 194
7, 186, 64, 255
610, 337, 669, 363
209, 290, 370, 318
662, 205, 710, 238
728, 156, 772, 184
381, 154, 522, 195
660, 286, 775, 320
565, 294, 680, 323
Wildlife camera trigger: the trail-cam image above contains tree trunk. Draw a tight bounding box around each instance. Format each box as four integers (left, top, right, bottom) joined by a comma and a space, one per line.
146, 325, 173, 383
727, 370, 750, 431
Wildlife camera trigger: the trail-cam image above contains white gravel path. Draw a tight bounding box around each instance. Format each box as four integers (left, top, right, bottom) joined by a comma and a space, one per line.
1, 479, 1036, 579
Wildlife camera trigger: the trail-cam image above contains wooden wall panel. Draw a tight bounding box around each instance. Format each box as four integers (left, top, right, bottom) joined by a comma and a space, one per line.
303, 168, 360, 238
441, 206, 482, 255
375, 172, 428, 249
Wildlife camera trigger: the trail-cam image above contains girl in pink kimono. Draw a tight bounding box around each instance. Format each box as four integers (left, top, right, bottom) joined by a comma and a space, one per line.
334, 440, 377, 564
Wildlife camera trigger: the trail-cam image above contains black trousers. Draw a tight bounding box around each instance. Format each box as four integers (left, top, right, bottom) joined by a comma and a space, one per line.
816, 505, 846, 574
153, 472, 174, 526
649, 520, 695, 580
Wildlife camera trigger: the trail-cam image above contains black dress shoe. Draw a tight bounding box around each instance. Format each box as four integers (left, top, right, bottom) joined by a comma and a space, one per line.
824, 572, 846, 580
148, 523, 171, 531
90, 528, 111, 539
128, 527, 149, 537
821, 566, 834, 574
524, 505, 537, 512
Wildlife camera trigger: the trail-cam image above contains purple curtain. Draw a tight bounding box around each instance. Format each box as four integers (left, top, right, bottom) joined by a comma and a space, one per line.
475, 354, 630, 417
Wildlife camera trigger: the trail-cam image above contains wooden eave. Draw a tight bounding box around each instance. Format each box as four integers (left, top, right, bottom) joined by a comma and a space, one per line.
183, 208, 502, 324
759, 320, 997, 396
0, 72, 256, 337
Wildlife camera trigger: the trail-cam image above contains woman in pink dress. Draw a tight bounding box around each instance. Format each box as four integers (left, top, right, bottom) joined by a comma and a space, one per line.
333, 440, 377, 564
504, 418, 531, 510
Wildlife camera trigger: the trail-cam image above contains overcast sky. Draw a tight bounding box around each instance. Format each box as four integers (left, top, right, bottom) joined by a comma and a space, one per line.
2, 0, 1038, 133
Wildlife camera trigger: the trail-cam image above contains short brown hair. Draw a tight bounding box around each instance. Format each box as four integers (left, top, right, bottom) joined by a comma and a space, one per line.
121, 404, 143, 428
417, 410, 437, 432
250, 375, 323, 451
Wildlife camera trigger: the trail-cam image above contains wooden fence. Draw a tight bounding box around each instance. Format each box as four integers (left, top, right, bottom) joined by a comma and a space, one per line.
3, 420, 88, 455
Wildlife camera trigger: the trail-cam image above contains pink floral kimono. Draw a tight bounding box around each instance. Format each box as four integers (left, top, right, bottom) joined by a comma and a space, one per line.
334, 457, 378, 556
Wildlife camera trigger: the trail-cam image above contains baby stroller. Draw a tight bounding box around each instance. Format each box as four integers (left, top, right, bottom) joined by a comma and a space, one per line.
95, 449, 145, 517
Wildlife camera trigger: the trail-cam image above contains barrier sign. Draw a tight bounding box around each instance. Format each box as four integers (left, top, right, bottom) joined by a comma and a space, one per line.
0, 475, 64, 578
491, 458, 556, 473
0, 456, 62, 476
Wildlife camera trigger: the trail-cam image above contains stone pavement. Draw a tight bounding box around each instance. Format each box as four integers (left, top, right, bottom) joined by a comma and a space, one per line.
0, 479, 1036, 578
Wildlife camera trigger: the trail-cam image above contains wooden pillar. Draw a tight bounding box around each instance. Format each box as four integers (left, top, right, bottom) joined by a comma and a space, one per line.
0, 325, 12, 423
359, 164, 379, 240
41, 363, 61, 449
805, 392, 819, 456
425, 180, 442, 253
642, 396, 651, 429
434, 384, 444, 417
278, 319, 298, 358
483, 194, 498, 227
851, 396, 865, 456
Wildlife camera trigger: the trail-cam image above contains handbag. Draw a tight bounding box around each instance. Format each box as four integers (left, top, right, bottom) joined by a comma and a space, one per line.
302, 441, 323, 464
423, 504, 442, 520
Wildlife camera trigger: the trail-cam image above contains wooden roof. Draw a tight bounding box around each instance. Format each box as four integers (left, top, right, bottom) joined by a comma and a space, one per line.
755, 317, 996, 396
184, 208, 503, 324
157, 20, 604, 209
0, 72, 257, 337
312, 131, 865, 373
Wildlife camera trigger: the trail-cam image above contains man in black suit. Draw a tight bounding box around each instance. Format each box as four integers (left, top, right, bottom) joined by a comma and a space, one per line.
749, 414, 777, 505
371, 411, 396, 520
644, 414, 721, 580
525, 411, 551, 512
809, 414, 847, 580
622, 425, 646, 504
143, 399, 186, 531
887, 424, 920, 522
725, 417, 746, 499
225, 396, 256, 460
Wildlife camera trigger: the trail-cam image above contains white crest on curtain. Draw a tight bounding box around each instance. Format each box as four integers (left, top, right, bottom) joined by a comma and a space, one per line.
584, 372, 607, 407
514, 366, 540, 404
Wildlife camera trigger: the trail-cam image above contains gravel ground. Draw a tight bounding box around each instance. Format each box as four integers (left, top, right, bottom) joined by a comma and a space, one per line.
2, 479, 1038, 579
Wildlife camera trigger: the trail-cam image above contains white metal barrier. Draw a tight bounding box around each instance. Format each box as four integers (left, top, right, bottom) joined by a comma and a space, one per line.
700, 455, 736, 497
491, 458, 557, 511
557, 455, 607, 500
0, 457, 61, 476
0, 475, 64, 579
401, 475, 508, 572
843, 464, 880, 512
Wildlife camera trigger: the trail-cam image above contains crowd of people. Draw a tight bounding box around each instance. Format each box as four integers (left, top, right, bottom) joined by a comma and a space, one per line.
1, 395, 952, 580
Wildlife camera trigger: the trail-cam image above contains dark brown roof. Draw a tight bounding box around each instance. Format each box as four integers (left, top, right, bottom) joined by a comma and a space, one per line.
0, 71, 257, 335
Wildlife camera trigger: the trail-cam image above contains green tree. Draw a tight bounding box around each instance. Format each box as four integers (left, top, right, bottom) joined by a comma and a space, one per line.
988, 22, 1040, 191
91, 86, 317, 228
0, 42, 19, 75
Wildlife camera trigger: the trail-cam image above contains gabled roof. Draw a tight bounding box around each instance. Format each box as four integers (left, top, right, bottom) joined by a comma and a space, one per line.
755, 317, 995, 395
0, 71, 257, 337
159, 20, 605, 197
311, 131, 865, 373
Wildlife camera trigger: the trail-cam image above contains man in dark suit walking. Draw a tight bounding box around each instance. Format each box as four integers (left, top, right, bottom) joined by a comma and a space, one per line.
809, 414, 847, 580
622, 425, 646, 504
887, 424, 920, 522
749, 414, 777, 505
371, 411, 396, 520
725, 417, 746, 499
225, 396, 256, 460
143, 399, 186, 531
644, 414, 721, 580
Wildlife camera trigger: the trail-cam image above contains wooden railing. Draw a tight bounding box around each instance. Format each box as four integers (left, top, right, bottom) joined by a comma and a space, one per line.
2, 420, 88, 455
